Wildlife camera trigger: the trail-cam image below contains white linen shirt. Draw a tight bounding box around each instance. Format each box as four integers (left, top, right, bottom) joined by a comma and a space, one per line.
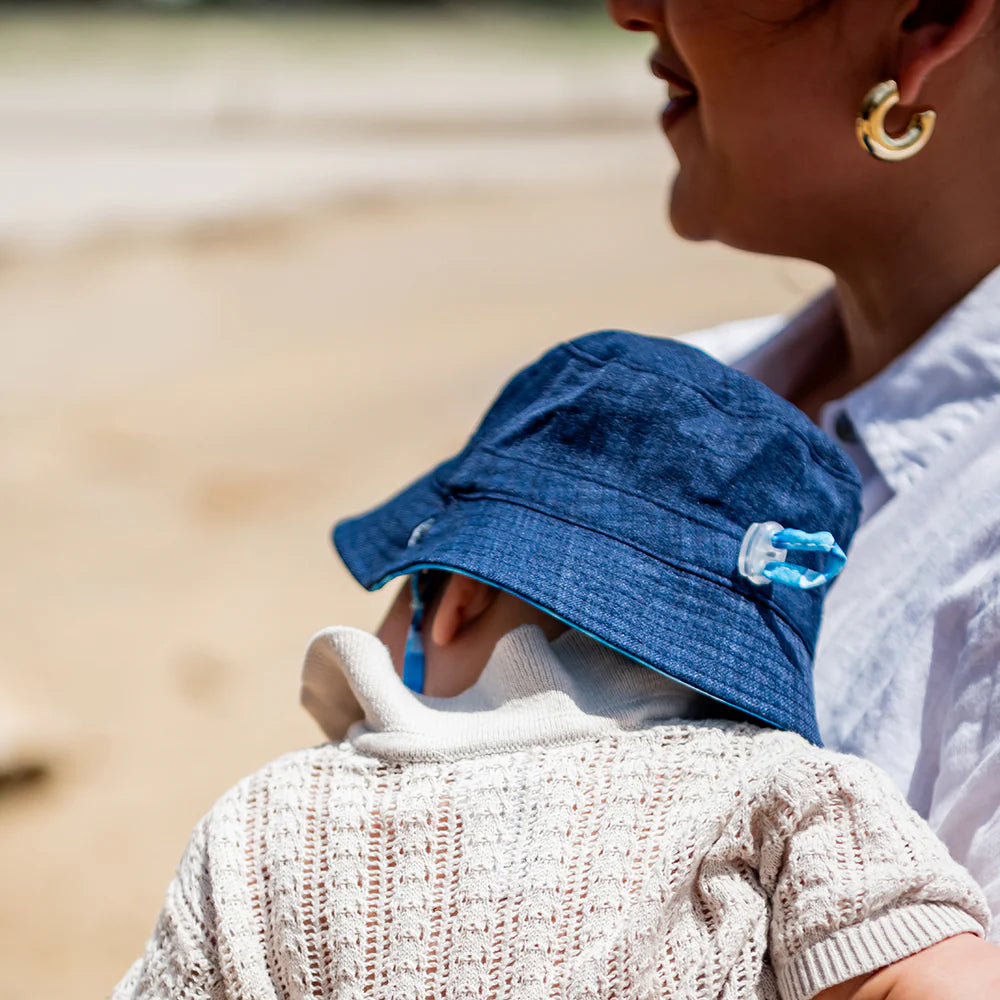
690, 267, 1000, 940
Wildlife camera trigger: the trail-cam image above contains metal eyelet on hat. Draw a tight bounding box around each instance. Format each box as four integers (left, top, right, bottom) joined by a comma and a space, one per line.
738, 522, 847, 591
406, 518, 436, 548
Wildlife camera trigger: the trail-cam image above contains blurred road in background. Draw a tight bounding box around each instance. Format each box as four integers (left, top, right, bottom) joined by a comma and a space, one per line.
1, 11, 659, 249
0, 10, 827, 1000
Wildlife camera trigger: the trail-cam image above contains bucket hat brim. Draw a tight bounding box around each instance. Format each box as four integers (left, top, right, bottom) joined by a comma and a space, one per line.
334, 470, 821, 744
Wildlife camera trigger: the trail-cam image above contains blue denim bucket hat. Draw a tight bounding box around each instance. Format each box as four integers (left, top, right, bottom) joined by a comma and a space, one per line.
334, 331, 862, 744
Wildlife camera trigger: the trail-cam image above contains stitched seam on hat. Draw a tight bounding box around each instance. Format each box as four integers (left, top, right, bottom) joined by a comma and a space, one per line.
445, 489, 816, 655
469, 444, 749, 542
562, 340, 859, 487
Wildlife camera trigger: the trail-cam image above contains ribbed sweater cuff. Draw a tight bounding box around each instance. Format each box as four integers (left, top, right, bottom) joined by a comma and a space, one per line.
776, 902, 985, 1000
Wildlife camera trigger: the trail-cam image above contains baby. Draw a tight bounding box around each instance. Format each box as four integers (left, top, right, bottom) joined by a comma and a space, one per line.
114, 332, 998, 1000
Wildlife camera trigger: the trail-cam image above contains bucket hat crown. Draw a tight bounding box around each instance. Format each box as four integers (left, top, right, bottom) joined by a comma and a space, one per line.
334, 331, 862, 743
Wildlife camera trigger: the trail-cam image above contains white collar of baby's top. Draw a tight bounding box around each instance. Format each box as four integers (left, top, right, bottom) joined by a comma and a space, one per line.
300, 624, 720, 760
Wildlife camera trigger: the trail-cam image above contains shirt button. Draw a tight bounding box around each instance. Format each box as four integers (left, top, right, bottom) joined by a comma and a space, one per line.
834, 411, 860, 445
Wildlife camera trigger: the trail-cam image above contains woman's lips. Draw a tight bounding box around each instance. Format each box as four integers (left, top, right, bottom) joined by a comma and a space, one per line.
650, 56, 698, 131
661, 90, 698, 131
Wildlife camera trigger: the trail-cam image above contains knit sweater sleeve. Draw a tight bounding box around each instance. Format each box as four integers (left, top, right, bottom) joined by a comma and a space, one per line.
110, 814, 227, 1000
110, 758, 318, 1000
755, 745, 990, 1000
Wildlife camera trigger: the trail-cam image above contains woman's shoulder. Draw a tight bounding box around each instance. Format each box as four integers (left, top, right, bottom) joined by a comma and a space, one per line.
675, 314, 785, 365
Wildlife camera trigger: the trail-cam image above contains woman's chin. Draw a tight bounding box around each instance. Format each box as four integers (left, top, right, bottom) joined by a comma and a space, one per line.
667, 175, 715, 243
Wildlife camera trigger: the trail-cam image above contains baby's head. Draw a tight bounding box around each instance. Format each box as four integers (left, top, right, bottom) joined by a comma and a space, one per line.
335, 332, 862, 743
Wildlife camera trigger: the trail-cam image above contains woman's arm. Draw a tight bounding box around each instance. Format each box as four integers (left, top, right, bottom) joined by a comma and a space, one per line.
814, 935, 1000, 1000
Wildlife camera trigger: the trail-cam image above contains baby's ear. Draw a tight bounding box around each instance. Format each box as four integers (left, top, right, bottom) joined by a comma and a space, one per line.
429, 575, 497, 647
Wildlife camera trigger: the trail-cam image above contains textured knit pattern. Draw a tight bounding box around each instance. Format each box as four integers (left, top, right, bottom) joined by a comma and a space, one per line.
113, 627, 989, 1000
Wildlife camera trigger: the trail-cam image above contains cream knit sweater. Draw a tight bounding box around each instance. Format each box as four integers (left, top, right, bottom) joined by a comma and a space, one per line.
114, 626, 988, 1000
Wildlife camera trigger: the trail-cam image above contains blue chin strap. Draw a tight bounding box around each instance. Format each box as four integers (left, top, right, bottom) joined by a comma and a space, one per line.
401, 574, 427, 694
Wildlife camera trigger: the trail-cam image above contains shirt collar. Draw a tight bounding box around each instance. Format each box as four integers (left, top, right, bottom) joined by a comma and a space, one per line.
301, 625, 709, 759
824, 265, 1000, 495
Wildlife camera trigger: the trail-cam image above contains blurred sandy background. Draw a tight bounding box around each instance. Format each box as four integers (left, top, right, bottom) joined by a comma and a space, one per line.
0, 7, 827, 998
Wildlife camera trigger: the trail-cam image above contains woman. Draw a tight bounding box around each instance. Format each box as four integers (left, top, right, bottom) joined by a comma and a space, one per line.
606, 0, 1000, 935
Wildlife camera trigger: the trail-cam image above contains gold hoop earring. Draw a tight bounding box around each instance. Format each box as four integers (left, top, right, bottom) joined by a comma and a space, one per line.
855, 80, 936, 162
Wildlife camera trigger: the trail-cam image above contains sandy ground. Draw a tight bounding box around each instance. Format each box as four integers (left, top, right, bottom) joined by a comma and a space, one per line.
0, 13, 828, 999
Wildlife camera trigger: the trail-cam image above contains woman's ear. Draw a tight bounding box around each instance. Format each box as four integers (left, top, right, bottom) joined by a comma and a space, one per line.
895, 0, 997, 104
428, 575, 497, 648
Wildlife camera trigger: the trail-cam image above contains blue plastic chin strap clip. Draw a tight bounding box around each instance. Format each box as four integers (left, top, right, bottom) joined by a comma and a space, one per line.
401, 574, 427, 694
738, 521, 847, 591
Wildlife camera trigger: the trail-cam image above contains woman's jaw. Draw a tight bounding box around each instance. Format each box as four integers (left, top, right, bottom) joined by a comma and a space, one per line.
648, 50, 722, 244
